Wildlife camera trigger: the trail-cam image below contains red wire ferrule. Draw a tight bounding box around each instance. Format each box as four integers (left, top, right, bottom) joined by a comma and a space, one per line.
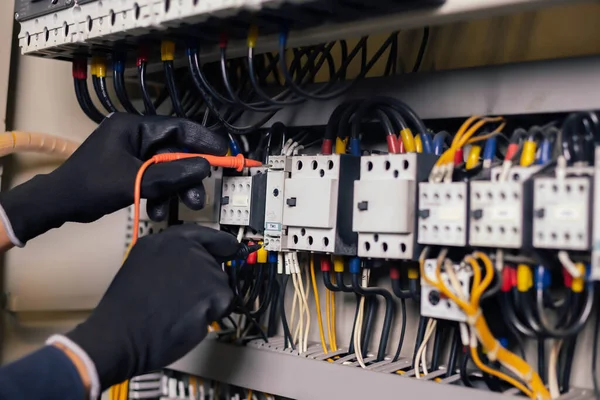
320, 258, 331, 272
562, 267, 573, 288
386, 135, 400, 154
246, 241, 257, 264
390, 266, 400, 280
137, 46, 149, 67
72, 58, 87, 80
454, 148, 464, 164
321, 139, 333, 155
505, 143, 519, 161
398, 137, 405, 154
219, 32, 228, 49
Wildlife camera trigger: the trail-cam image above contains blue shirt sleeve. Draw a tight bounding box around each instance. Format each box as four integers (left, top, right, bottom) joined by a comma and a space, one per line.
0, 345, 86, 400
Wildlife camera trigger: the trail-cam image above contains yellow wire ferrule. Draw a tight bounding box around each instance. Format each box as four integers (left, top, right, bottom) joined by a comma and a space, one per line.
95, 58, 107, 78
466, 145, 481, 170
335, 137, 347, 154
333, 256, 344, 273
247, 25, 259, 48
571, 263, 586, 293
400, 128, 416, 153
517, 264, 533, 292
161, 40, 176, 61
90, 57, 100, 76
408, 266, 419, 280
520, 140, 537, 167
256, 242, 268, 263
415, 134, 423, 153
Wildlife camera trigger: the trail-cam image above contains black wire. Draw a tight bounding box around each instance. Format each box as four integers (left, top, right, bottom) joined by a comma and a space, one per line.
560, 338, 577, 393
187, 50, 276, 135
92, 76, 117, 113
431, 323, 444, 371
113, 65, 141, 114
361, 296, 378, 358
164, 60, 187, 118
351, 273, 395, 361
278, 274, 294, 350
391, 298, 407, 362
73, 78, 104, 123
278, 34, 384, 101
333, 271, 361, 355
412, 27, 430, 73
460, 349, 474, 387
538, 339, 546, 383
446, 326, 460, 378
247, 50, 302, 107
138, 61, 156, 115
499, 293, 529, 359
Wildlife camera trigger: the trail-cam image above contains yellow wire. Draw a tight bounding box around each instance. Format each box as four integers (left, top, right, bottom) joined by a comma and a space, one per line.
330, 274, 338, 351
325, 285, 334, 350
470, 345, 534, 398
247, 389, 253, 400
309, 255, 329, 353
419, 250, 550, 399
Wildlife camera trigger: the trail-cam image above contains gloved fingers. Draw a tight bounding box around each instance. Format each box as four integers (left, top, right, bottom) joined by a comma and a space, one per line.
163, 224, 241, 259
141, 157, 211, 200
121, 114, 228, 158
178, 185, 206, 211
146, 196, 171, 222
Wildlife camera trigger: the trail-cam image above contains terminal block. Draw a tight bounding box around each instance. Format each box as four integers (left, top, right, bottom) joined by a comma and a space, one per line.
353, 153, 436, 260
178, 166, 223, 229
282, 154, 360, 255
533, 171, 592, 251
420, 259, 471, 322
418, 182, 469, 247
263, 156, 292, 252
469, 166, 538, 249
220, 173, 267, 233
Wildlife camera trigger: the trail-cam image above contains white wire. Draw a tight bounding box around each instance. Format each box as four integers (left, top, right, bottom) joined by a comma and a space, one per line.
295, 253, 311, 353
353, 268, 371, 369
549, 340, 563, 399
239, 134, 250, 153
415, 319, 437, 378
292, 145, 304, 156
558, 251, 583, 278
286, 141, 300, 156
281, 138, 293, 155
236, 226, 245, 243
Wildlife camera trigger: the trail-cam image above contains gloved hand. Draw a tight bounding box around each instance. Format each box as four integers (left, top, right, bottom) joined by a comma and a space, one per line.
0, 113, 228, 245
63, 224, 238, 389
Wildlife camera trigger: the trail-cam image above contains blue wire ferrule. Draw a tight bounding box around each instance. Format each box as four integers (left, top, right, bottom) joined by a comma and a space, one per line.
230, 259, 238, 267
420, 133, 433, 154
537, 139, 552, 165
228, 135, 241, 156
113, 59, 124, 73
349, 257, 361, 274
534, 265, 550, 290
433, 131, 449, 156
279, 29, 289, 46
268, 251, 278, 263
483, 136, 497, 162
349, 138, 361, 156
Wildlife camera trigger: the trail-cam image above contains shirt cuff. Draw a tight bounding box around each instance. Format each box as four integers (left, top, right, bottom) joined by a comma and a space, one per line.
0, 202, 24, 247
47, 334, 101, 400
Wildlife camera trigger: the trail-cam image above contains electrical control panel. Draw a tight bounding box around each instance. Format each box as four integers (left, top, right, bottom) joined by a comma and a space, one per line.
417, 182, 469, 247
178, 166, 223, 229
420, 259, 471, 322
532, 173, 592, 251
263, 156, 292, 252
283, 154, 360, 255
220, 173, 267, 233
353, 153, 436, 260
593, 148, 600, 281
15, 0, 443, 58
468, 166, 538, 249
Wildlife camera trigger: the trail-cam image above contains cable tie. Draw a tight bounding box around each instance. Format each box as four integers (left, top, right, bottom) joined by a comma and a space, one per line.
466, 309, 481, 326
487, 340, 500, 361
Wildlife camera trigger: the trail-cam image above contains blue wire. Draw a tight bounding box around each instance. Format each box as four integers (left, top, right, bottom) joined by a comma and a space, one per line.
433, 131, 449, 156
420, 133, 433, 154
483, 136, 497, 163
537, 139, 552, 164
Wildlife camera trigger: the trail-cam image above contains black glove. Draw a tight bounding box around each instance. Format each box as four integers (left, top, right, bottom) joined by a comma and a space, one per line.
65, 224, 238, 389
0, 113, 228, 245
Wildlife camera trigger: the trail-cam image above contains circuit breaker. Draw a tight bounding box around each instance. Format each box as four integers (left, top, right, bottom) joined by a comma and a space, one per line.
353, 153, 436, 259
283, 154, 360, 255
532, 172, 592, 251
418, 182, 469, 247
468, 166, 538, 249
220, 173, 267, 233
420, 258, 471, 322
178, 166, 223, 229
263, 156, 292, 252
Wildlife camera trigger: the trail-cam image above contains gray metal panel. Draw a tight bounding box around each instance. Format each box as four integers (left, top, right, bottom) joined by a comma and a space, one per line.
237, 55, 600, 127
169, 339, 507, 400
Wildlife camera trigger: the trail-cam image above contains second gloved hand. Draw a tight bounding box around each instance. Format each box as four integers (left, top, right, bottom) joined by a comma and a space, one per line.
63, 224, 238, 389
0, 113, 228, 245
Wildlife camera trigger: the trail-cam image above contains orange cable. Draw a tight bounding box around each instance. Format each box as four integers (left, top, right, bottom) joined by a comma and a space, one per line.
131, 153, 262, 246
